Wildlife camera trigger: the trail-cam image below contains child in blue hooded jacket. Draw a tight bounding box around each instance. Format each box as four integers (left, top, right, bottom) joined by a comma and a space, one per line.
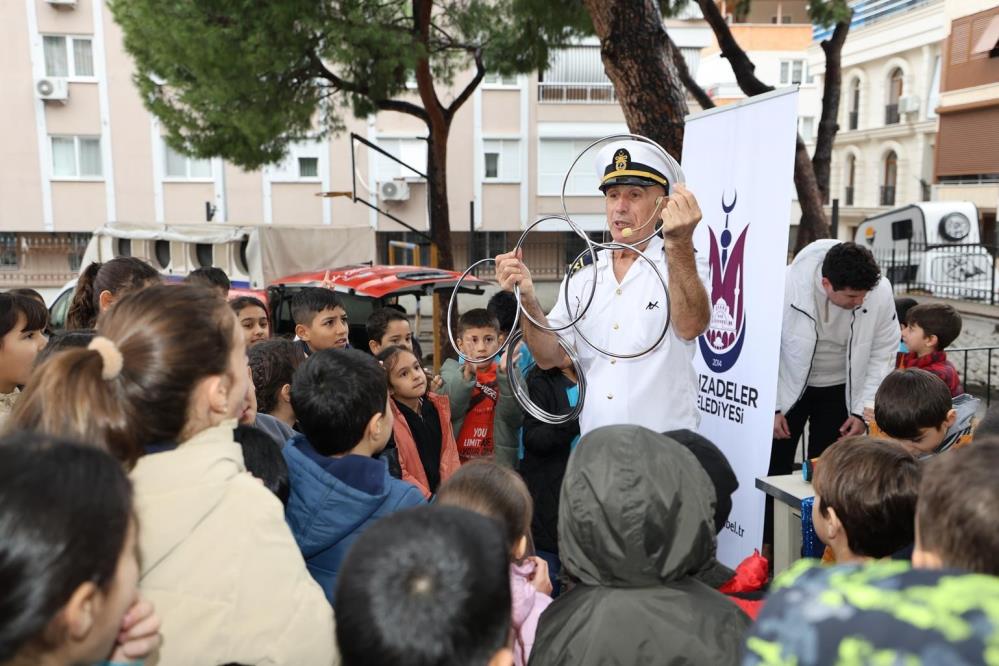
283, 349, 425, 603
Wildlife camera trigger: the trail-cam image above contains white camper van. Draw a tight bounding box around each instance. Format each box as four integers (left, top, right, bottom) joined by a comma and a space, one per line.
48, 222, 376, 329
854, 202, 997, 301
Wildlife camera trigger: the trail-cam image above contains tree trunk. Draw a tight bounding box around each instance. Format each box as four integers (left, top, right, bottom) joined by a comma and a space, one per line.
583, 0, 689, 159
424, 123, 454, 271
696, 0, 830, 256
668, 35, 715, 111
810, 17, 851, 216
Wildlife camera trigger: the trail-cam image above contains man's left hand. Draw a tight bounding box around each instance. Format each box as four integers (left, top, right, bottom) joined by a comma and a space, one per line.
660, 183, 702, 244
838, 415, 866, 439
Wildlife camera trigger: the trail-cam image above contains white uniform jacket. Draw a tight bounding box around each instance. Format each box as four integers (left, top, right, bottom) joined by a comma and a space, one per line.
547, 236, 710, 436
776, 239, 898, 417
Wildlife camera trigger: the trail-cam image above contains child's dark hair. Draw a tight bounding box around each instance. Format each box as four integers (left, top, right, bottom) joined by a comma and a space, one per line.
917, 438, 999, 575
905, 303, 962, 351
812, 436, 921, 558
436, 459, 533, 560
335, 505, 511, 666
975, 404, 999, 441
6, 288, 45, 306
821, 242, 881, 292
457, 308, 500, 337
34, 329, 97, 367
291, 349, 386, 456
0, 434, 133, 661
185, 266, 231, 294
894, 297, 918, 326
874, 368, 952, 440
366, 308, 409, 345
375, 345, 418, 381
249, 339, 305, 414
0, 293, 48, 344
7, 284, 239, 466
291, 287, 345, 326
230, 295, 268, 317
66, 257, 160, 330
233, 425, 289, 506
487, 291, 518, 335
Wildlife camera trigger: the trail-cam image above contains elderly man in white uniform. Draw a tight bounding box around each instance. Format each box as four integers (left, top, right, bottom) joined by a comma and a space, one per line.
496, 140, 710, 436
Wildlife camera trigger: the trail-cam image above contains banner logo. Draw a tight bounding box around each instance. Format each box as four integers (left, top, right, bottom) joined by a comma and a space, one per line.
699, 191, 748, 373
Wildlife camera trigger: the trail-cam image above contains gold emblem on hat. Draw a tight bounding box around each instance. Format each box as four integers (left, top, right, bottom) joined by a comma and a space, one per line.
614, 149, 629, 172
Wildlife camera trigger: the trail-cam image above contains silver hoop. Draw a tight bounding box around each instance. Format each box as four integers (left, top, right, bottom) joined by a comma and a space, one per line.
505, 329, 586, 425
559, 133, 685, 251
567, 241, 672, 360
445, 257, 520, 365
512, 216, 599, 333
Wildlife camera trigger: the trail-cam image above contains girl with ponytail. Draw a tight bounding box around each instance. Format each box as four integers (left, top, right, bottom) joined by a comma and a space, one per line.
6, 283, 337, 666
65, 257, 160, 330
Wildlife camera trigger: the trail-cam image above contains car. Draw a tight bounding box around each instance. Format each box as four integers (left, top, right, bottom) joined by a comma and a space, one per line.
267, 265, 484, 352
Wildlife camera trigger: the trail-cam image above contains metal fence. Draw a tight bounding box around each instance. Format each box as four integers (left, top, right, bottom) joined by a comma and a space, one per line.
871, 240, 999, 304
949, 345, 998, 407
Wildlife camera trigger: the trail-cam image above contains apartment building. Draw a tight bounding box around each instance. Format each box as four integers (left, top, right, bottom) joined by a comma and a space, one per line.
3, 0, 825, 291
809, 0, 947, 237
933, 0, 999, 245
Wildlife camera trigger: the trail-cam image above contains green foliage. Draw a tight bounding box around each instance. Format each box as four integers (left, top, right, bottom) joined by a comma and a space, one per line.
111, 0, 578, 169
807, 0, 853, 29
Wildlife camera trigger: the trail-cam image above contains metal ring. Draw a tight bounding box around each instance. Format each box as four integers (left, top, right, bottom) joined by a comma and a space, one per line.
511, 215, 599, 333
445, 257, 521, 365
566, 241, 672, 359
559, 133, 685, 251
505, 329, 586, 425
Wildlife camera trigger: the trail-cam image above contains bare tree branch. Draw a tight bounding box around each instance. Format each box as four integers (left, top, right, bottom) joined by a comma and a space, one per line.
308, 50, 429, 121
445, 48, 485, 120
667, 34, 714, 110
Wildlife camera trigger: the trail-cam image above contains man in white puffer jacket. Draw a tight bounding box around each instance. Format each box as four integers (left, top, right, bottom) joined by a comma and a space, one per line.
771, 239, 898, 480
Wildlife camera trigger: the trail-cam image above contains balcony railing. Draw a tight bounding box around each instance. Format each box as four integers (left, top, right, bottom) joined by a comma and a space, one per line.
538, 83, 617, 104
880, 185, 896, 206
845, 186, 854, 206
885, 104, 900, 125
848, 111, 858, 130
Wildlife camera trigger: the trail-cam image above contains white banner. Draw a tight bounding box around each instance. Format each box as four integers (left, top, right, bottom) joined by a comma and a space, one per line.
682, 88, 799, 568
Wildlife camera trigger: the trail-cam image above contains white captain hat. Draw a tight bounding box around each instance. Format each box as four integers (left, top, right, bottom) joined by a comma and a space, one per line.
594, 139, 674, 193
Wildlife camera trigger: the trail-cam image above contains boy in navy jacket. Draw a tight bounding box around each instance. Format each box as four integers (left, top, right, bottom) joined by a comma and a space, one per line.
283, 349, 425, 602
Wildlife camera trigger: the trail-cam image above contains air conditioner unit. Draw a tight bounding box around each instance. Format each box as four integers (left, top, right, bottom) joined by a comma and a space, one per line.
898, 95, 920, 115
46, 0, 77, 7
379, 179, 410, 202
35, 77, 68, 102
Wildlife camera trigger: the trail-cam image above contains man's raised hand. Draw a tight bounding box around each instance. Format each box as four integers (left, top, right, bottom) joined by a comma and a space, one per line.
495, 249, 535, 299
661, 183, 702, 244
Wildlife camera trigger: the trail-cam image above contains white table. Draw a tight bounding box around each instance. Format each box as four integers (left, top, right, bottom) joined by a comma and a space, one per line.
756, 474, 815, 576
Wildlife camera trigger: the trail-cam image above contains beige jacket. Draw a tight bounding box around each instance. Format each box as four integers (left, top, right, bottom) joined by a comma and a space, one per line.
130, 420, 339, 666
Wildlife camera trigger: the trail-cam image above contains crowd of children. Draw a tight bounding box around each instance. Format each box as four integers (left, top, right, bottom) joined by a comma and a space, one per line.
1, 258, 998, 666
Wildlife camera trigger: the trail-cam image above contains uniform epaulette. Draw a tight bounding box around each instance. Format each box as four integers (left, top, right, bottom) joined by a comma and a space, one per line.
567, 248, 601, 279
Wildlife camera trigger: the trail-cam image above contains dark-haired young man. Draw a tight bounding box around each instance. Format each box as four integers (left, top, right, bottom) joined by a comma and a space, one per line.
771, 241, 898, 474
283, 349, 425, 602
291, 287, 350, 356
335, 505, 514, 666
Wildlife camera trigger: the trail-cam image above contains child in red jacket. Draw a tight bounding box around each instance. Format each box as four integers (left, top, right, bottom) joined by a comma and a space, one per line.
900, 303, 963, 396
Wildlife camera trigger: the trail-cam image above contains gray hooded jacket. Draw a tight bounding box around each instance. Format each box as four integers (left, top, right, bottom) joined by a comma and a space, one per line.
530, 426, 750, 666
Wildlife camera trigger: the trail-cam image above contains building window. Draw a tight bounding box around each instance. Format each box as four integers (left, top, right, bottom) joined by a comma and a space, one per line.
482, 139, 520, 181
881, 151, 897, 206
51, 136, 102, 178
848, 78, 861, 130
845, 154, 856, 206
779, 59, 813, 86
539, 139, 602, 196
67, 232, 89, 271
375, 138, 427, 182
266, 142, 322, 181
483, 72, 518, 86
164, 143, 212, 179
298, 157, 318, 178
771, 15, 792, 23
886, 68, 903, 125
799, 116, 815, 141
539, 46, 616, 104
0, 233, 17, 270
43, 35, 94, 78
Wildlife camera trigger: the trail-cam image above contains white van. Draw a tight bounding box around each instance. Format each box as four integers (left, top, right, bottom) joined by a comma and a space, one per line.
854, 202, 997, 302
48, 222, 375, 329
